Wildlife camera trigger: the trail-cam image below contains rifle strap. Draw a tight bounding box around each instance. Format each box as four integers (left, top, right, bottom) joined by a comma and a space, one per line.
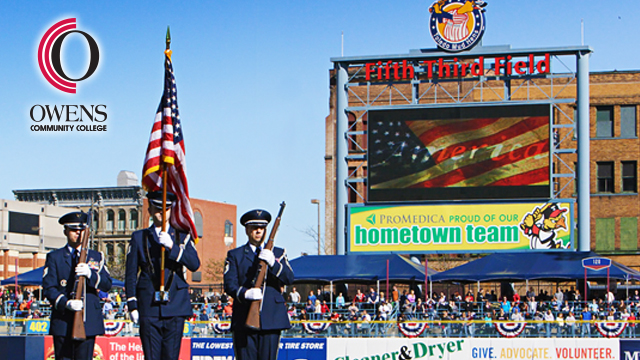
143, 231, 155, 277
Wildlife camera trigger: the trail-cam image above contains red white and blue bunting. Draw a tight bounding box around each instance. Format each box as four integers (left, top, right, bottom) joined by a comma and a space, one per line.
398, 322, 429, 338
212, 321, 232, 334
104, 321, 125, 337
595, 321, 626, 338
303, 321, 331, 334
495, 322, 527, 338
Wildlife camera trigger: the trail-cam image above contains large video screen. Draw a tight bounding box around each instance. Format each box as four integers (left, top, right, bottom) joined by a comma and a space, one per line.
367, 104, 551, 202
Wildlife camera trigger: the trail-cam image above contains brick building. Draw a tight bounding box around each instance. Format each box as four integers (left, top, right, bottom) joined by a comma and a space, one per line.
9, 172, 237, 283
324, 58, 640, 268
139, 197, 237, 284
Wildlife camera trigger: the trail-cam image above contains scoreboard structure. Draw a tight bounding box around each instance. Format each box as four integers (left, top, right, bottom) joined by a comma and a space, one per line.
330, 45, 592, 255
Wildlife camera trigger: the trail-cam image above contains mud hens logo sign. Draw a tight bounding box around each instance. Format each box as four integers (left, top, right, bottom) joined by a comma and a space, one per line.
37, 18, 99, 94
428, 0, 487, 52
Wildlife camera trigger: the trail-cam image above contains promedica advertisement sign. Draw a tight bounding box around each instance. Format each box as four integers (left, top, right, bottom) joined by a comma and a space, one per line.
348, 202, 573, 253
328, 338, 619, 360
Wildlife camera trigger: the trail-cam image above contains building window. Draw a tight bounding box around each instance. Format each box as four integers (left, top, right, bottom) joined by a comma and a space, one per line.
621, 106, 637, 138
118, 210, 126, 230
106, 243, 114, 259
91, 210, 99, 231
595, 218, 615, 252
596, 162, 614, 193
106, 210, 114, 231
8, 212, 39, 235
194, 211, 203, 239
225, 220, 233, 237
130, 209, 139, 230
622, 161, 638, 193
620, 217, 638, 251
596, 106, 613, 138
118, 243, 126, 258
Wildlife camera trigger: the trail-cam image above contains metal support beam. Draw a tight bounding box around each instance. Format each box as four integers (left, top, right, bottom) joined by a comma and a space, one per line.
336, 63, 349, 255
577, 51, 591, 252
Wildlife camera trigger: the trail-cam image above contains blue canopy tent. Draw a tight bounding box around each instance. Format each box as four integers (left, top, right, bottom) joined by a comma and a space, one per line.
0, 266, 125, 287
431, 251, 640, 283
290, 254, 438, 283
289, 254, 438, 306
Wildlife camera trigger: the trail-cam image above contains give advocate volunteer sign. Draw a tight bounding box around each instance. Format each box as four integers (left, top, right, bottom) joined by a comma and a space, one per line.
328, 338, 618, 360
348, 202, 573, 253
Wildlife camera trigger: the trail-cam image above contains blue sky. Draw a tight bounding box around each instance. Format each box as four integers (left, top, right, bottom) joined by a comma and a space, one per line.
1, 1, 638, 258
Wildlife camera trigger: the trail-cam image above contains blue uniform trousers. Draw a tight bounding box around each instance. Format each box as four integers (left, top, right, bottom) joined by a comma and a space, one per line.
139, 316, 186, 360
233, 328, 281, 360
53, 335, 95, 360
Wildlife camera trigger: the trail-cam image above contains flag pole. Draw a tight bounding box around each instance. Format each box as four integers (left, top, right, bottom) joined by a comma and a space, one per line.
159, 26, 171, 294
160, 165, 167, 293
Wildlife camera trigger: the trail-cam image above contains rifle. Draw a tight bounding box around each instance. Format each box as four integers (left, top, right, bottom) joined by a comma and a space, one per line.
245, 202, 286, 330
71, 212, 92, 341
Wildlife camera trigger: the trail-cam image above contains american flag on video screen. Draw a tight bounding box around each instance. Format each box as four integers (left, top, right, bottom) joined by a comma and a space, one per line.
142, 53, 199, 242
371, 116, 549, 189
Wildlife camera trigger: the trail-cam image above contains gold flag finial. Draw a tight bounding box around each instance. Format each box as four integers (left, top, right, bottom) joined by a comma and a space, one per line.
165, 26, 172, 58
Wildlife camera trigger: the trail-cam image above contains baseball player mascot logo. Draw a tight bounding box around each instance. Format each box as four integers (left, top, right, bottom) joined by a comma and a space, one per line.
520, 203, 569, 249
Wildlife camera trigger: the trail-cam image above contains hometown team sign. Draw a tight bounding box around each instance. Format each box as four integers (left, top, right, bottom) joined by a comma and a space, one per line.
349, 202, 573, 253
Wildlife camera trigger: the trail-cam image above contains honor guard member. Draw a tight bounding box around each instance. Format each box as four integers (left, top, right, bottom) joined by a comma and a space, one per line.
224, 209, 294, 360
43, 211, 112, 360
126, 191, 200, 360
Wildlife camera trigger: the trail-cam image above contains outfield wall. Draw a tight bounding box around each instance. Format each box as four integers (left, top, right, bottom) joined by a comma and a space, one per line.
2, 336, 635, 360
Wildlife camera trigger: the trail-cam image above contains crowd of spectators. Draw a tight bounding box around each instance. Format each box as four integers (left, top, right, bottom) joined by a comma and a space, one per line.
275, 285, 640, 337
6, 283, 640, 338
0, 287, 47, 319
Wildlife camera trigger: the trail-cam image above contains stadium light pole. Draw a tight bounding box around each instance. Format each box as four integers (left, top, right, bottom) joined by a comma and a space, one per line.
311, 199, 321, 255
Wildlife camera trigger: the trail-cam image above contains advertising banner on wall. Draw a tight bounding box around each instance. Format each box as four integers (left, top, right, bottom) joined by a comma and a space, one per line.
348, 202, 573, 253
44, 336, 190, 360
328, 338, 619, 360
191, 338, 327, 360
620, 340, 640, 360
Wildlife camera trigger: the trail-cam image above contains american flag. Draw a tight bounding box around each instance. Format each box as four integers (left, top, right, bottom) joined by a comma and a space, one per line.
370, 115, 549, 190
142, 52, 199, 242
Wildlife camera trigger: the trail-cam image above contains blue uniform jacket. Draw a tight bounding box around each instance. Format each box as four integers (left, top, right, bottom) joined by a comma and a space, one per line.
43, 247, 112, 337
125, 225, 200, 318
224, 243, 294, 330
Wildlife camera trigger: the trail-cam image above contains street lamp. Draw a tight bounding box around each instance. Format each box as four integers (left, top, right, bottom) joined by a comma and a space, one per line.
311, 199, 321, 255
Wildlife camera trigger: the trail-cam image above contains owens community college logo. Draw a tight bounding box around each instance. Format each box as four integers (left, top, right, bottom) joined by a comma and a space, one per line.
429, 0, 487, 52
38, 18, 99, 94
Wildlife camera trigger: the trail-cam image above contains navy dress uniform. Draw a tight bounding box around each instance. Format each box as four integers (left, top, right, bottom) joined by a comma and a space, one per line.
125, 191, 200, 360
224, 210, 294, 360
43, 212, 112, 360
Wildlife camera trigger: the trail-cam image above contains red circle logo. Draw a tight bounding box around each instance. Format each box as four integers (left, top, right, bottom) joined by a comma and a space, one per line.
37, 18, 100, 94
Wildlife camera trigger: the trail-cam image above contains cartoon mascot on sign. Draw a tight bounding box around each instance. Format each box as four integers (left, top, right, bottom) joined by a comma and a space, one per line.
520, 203, 568, 249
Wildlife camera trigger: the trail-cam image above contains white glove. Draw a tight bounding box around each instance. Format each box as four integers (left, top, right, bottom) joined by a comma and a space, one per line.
244, 288, 263, 301
66, 299, 83, 311
130, 310, 139, 324
75, 263, 92, 277
258, 249, 275, 267
158, 232, 173, 249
